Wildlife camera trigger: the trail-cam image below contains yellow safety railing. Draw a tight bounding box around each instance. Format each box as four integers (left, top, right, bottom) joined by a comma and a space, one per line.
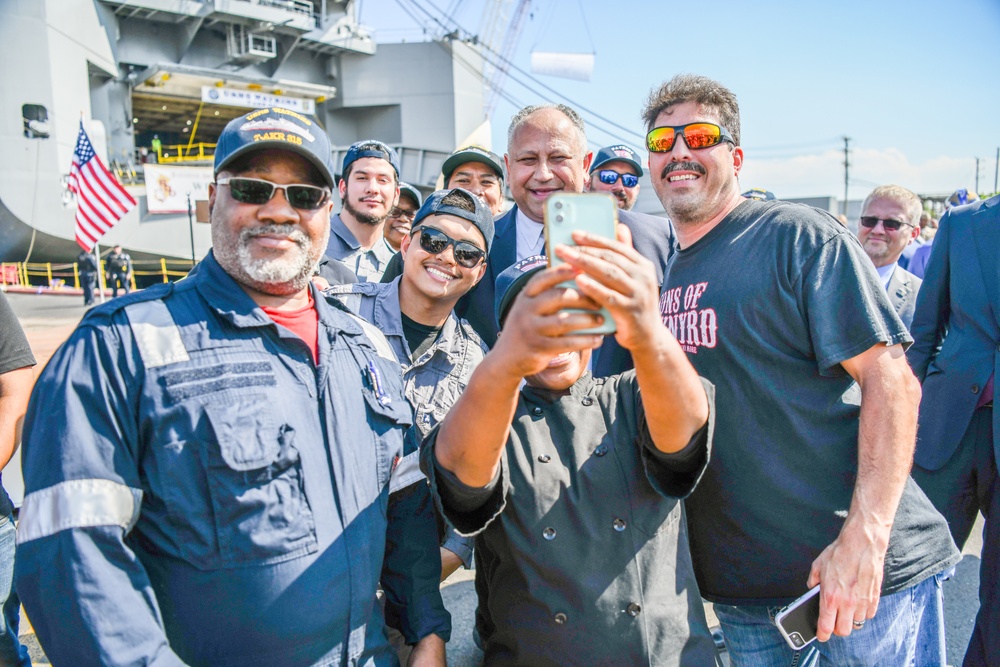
156, 142, 217, 164
0, 261, 194, 290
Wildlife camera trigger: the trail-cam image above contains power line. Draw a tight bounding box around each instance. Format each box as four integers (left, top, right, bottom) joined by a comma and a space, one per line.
405, 0, 646, 144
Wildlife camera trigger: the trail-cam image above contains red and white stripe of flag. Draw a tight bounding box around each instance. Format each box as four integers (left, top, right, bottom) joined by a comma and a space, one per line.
69, 123, 137, 251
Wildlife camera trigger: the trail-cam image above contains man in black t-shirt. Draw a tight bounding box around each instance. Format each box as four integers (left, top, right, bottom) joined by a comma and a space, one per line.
644, 74, 958, 664
0, 292, 36, 666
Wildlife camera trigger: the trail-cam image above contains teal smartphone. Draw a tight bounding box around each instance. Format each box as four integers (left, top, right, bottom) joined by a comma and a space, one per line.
543, 192, 618, 335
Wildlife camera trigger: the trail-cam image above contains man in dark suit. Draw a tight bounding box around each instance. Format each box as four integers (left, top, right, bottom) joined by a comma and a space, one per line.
456, 103, 675, 376
854, 185, 923, 329
908, 193, 999, 666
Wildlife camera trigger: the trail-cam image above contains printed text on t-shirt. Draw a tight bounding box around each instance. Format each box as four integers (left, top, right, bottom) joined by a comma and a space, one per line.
659, 282, 716, 353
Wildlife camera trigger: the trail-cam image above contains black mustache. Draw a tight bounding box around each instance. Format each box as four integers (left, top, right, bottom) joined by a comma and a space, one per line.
661, 162, 707, 179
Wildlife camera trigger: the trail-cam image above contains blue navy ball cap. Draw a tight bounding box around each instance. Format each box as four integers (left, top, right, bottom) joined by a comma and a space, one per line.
590, 145, 643, 177
342, 140, 401, 177
214, 107, 335, 188
413, 188, 495, 255
494, 255, 547, 329
398, 182, 422, 207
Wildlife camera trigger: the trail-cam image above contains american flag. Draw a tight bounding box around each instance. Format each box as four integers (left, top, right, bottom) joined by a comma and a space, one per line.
68, 121, 137, 251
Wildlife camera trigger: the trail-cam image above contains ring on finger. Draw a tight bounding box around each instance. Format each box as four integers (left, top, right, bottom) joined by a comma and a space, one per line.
852, 620, 865, 629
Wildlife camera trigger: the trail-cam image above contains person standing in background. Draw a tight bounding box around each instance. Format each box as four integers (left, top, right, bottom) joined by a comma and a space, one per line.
105, 244, 131, 297
77, 248, 99, 306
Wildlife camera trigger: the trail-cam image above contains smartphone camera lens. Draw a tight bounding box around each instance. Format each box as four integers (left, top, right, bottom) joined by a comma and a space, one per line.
555, 215, 564, 223
554, 201, 563, 209
790, 633, 803, 648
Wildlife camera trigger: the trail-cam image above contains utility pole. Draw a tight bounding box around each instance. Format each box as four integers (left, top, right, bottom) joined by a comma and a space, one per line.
975, 157, 981, 195
994, 147, 998, 193
842, 137, 850, 218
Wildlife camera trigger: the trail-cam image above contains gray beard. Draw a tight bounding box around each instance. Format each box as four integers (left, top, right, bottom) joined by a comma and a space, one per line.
214, 223, 326, 295
344, 198, 386, 226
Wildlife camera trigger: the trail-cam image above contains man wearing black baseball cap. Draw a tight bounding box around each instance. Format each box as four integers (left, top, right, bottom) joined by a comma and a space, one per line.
440, 145, 505, 216
16, 107, 450, 665
587, 144, 643, 211
330, 188, 493, 660
420, 225, 717, 664
378, 145, 505, 284
326, 139, 401, 282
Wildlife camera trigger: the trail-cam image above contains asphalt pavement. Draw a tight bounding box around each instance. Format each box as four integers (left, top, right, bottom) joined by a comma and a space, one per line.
3, 290, 986, 666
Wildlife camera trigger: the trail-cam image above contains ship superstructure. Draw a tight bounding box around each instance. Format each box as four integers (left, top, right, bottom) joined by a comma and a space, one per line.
0, 0, 485, 264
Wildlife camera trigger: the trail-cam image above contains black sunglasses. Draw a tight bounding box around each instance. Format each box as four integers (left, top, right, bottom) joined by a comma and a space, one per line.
217, 177, 331, 210
646, 122, 735, 153
389, 207, 417, 220
858, 216, 915, 231
411, 226, 485, 269
597, 170, 639, 188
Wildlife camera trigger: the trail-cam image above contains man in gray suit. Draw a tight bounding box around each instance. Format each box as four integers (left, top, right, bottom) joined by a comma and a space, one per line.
855, 185, 923, 329
908, 193, 999, 666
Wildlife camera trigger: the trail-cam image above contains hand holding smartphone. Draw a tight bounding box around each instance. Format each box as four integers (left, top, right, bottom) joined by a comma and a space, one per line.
543, 193, 618, 335
774, 585, 820, 650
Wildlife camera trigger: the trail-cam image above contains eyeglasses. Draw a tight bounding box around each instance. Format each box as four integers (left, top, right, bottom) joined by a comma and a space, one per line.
216, 177, 331, 210
645, 123, 735, 153
389, 207, 417, 220
411, 226, 486, 269
597, 170, 639, 188
858, 216, 915, 231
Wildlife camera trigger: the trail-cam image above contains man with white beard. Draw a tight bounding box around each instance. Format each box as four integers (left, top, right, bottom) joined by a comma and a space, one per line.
14, 107, 451, 666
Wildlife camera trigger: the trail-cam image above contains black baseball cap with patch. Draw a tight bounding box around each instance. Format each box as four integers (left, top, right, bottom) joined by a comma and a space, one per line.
442, 145, 504, 184
214, 107, 335, 188
413, 188, 495, 254
494, 255, 548, 329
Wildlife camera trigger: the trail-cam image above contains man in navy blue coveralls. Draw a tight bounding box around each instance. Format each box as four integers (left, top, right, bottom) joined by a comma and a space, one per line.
14, 107, 449, 667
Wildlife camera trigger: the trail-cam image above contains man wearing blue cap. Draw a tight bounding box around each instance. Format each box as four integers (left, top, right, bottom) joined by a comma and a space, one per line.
330, 188, 492, 619
377, 146, 506, 285
587, 144, 643, 211
327, 139, 401, 282
16, 108, 450, 666
420, 225, 718, 665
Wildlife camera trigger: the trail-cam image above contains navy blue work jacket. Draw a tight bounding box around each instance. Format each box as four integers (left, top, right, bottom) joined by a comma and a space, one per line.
15, 252, 449, 667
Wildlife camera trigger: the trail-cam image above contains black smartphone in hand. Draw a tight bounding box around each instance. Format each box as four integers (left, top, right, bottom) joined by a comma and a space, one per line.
775, 585, 820, 650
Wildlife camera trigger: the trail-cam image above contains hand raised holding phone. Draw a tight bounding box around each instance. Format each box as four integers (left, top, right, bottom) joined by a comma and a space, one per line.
545, 194, 662, 353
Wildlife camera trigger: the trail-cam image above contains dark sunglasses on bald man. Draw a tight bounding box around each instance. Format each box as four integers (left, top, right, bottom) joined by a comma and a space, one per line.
597, 170, 639, 188
216, 177, 331, 210
411, 226, 486, 269
646, 122, 735, 153
858, 217, 915, 231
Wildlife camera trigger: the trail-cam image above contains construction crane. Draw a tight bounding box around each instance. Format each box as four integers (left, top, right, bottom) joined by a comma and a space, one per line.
479, 0, 530, 119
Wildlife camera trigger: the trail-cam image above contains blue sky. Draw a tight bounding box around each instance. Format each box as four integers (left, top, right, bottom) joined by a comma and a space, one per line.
359, 0, 1000, 200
